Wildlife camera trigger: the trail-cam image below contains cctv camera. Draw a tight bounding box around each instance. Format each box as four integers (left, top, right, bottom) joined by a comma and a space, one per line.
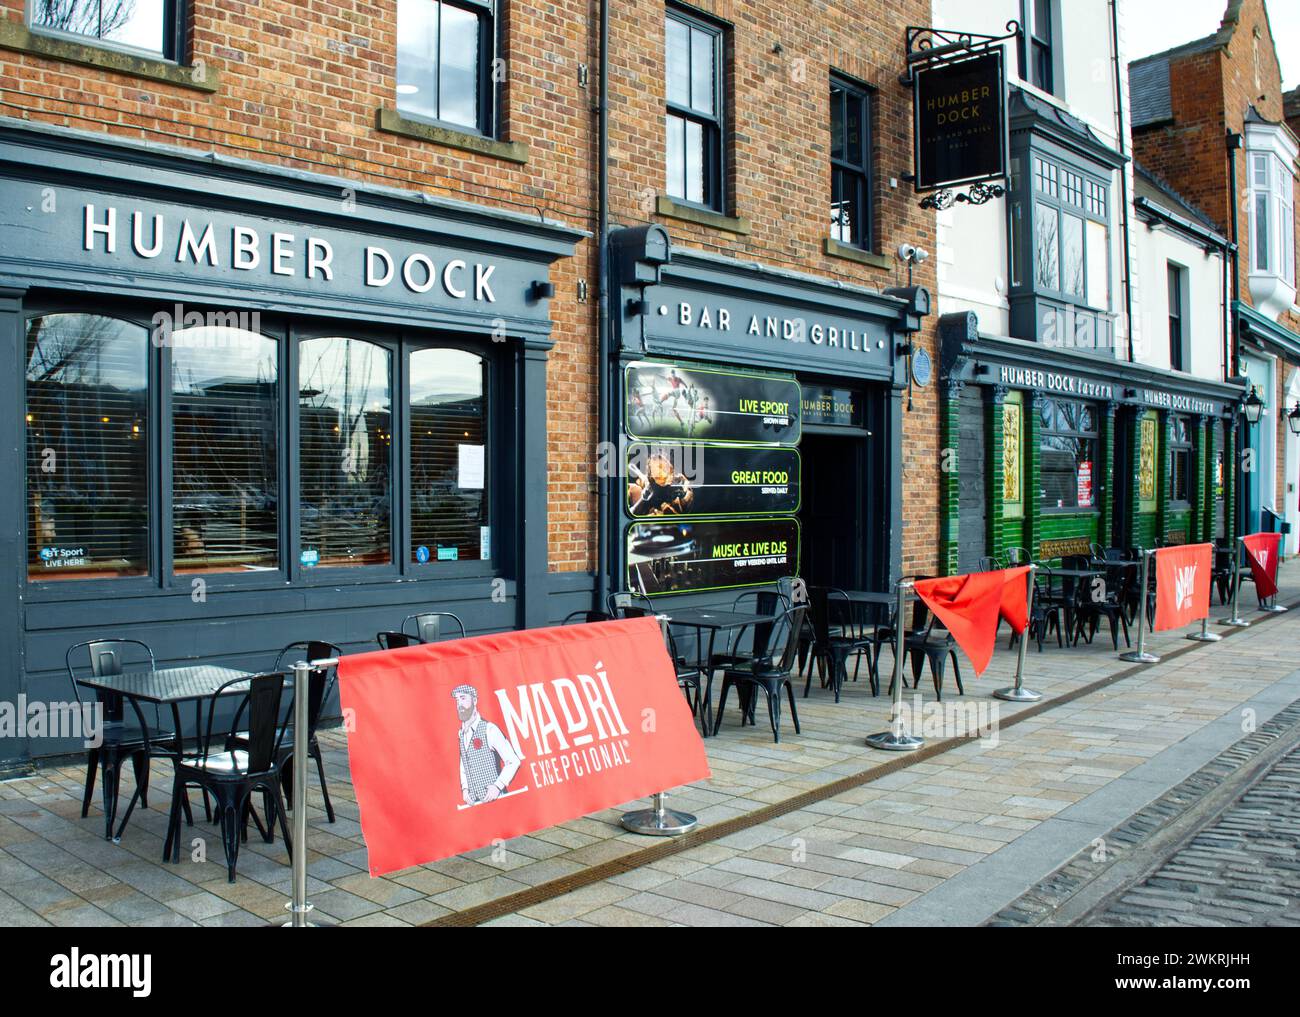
913, 247, 930, 264
897, 243, 916, 261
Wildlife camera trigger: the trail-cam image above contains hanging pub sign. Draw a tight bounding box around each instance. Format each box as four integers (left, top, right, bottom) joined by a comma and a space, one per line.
912, 50, 1008, 192
626, 517, 799, 596
625, 361, 800, 445
625, 442, 800, 518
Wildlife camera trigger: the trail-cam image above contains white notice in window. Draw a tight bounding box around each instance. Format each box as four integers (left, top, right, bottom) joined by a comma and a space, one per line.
458, 443, 485, 489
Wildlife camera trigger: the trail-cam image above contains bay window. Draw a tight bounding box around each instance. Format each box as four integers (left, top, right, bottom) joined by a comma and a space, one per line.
1011, 148, 1115, 351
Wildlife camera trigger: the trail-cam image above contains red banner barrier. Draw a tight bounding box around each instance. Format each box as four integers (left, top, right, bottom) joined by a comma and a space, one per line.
1152, 543, 1213, 632
1242, 532, 1283, 600
337, 617, 710, 876
914, 567, 1031, 677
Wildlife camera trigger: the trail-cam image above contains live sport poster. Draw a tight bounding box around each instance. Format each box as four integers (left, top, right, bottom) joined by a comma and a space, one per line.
625, 361, 801, 445
626, 517, 799, 596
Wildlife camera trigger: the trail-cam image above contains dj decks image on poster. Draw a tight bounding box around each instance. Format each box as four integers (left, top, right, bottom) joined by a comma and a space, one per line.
625, 361, 801, 445
627, 517, 800, 596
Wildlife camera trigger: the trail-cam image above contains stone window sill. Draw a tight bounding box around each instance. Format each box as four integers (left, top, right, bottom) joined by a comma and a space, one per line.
376, 107, 529, 164
0, 21, 218, 92
655, 195, 751, 235
824, 237, 891, 270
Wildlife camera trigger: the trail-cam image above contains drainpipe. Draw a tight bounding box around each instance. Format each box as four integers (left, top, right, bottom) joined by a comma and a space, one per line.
595, 0, 611, 609
1226, 130, 1243, 370
1226, 130, 1244, 541
1109, 0, 1135, 363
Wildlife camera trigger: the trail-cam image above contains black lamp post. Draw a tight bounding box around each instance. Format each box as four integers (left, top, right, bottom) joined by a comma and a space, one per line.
1243, 386, 1264, 425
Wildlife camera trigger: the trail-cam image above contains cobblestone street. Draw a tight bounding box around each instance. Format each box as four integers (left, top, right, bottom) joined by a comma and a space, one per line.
1080, 739, 1300, 927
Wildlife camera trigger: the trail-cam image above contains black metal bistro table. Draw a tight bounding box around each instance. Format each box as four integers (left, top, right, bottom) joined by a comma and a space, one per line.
74, 665, 255, 841
663, 608, 771, 736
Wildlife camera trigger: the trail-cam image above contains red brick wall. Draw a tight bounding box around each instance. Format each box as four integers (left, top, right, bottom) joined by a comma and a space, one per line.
1, 0, 940, 577
606, 0, 938, 574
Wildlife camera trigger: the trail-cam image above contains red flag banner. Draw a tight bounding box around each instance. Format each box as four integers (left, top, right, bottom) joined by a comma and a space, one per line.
336, 617, 710, 876
913, 566, 1032, 677
1152, 543, 1213, 631
1242, 532, 1283, 600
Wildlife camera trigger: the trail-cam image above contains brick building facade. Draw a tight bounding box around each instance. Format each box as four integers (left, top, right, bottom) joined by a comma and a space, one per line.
1130, 0, 1300, 551
0, 0, 938, 766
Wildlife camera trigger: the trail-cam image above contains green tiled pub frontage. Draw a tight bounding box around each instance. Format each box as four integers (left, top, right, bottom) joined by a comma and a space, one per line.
939, 312, 1246, 573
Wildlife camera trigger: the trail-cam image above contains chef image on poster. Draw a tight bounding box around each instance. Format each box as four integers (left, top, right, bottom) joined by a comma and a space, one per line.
454, 684, 523, 807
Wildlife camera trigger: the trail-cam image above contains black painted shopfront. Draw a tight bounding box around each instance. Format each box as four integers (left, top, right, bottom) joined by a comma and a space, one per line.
0, 121, 581, 766
604, 226, 928, 603
939, 313, 1245, 573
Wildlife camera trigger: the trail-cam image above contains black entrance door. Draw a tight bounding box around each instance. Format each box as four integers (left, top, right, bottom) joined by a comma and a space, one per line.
1112, 409, 1133, 550
957, 387, 986, 571
799, 433, 864, 589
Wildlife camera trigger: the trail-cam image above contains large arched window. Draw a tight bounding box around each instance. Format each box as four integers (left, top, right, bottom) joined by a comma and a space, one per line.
171, 326, 279, 573
409, 347, 488, 563
25, 313, 149, 580
299, 337, 393, 568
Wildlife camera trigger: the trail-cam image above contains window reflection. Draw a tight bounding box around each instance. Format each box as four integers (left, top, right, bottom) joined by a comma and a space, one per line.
26, 313, 149, 580
409, 348, 487, 564
172, 327, 279, 574
299, 338, 392, 568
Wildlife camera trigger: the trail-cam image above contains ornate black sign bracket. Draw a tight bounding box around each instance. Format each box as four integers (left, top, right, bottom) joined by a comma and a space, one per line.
918, 181, 1006, 210
900, 21, 1022, 85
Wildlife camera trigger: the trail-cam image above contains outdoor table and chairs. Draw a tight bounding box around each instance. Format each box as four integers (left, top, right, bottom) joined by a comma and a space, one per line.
658, 606, 773, 735
804, 586, 875, 700
71, 655, 254, 841
712, 605, 808, 743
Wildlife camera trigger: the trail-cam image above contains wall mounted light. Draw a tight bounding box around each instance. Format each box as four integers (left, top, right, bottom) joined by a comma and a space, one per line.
529, 281, 555, 301
1288, 402, 1300, 436
1243, 386, 1264, 425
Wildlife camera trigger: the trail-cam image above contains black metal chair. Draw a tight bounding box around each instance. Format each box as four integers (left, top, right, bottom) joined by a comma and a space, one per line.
562, 609, 615, 624
1072, 564, 1133, 650
166, 673, 293, 883
65, 639, 188, 841
903, 601, 963, 699
804, 586, 874, 701
401, 612, 466, 643
713, 606, 807, 743
376, 631, 422, 650
606, 591, 656, 618
708, 590, 787, 672
228, 641, 343, 824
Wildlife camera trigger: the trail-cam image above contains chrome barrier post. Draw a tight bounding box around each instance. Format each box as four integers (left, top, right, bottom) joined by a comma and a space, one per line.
996, 564, 1043, 702
1219, 537, 1251, 627
621, 615, 699, 836
1186, 614, 1222, 642
282, 656, 337, 928
1120, 550, 1160, 664
867, 580, 923, 751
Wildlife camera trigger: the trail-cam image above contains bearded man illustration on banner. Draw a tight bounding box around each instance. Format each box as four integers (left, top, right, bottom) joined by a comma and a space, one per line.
453, 684, 523, 807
